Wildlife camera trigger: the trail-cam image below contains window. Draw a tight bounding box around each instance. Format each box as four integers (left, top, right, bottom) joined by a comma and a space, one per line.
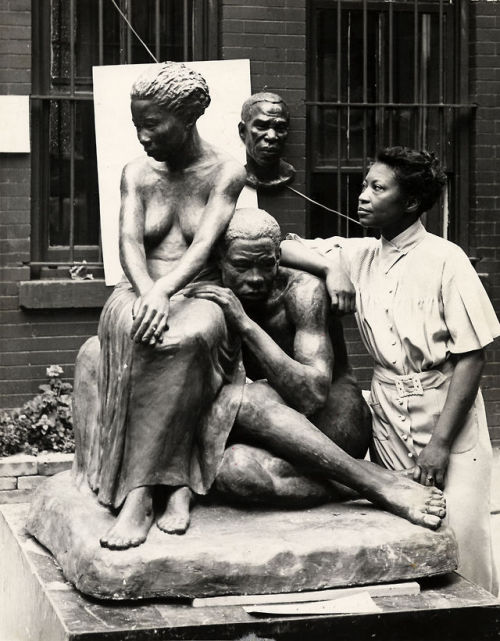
307, 0, 473, 247
31, 0, 218, 278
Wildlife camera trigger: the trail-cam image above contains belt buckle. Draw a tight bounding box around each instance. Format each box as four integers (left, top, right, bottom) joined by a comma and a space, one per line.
395, 374, 423, 399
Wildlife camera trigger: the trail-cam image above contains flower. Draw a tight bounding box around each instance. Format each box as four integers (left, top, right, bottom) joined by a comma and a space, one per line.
46, 365, 64, 378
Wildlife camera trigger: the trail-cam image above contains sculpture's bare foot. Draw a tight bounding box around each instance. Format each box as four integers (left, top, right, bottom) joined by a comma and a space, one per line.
157, 486, 193, 534
100, 486, 154, 550
378, 477, 446, 530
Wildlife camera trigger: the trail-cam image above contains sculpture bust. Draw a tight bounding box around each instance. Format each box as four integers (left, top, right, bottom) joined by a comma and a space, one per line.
238, 92, 295, 190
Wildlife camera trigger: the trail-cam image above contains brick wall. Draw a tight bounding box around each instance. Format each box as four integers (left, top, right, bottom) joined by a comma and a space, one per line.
220, 0, 500, 436
219, 1, 375, 391
0, 452, 73, 504
220, 0, 307, 238
0, 1, 499, 439
1, 0, 309, 410
470, 0, 500, 440
0, 1, 100, 408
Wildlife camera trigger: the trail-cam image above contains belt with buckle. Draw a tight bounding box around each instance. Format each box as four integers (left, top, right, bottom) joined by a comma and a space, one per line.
394, 374, 423, 398
373, 362, 454, 399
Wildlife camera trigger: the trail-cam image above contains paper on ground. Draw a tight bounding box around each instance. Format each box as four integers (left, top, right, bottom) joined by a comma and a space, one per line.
244, 592, 381, 616
191, 581, 420, 607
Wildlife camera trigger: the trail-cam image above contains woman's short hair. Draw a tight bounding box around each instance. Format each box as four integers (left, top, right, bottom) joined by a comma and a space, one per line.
131, 61, 210, 124
377, 146, 447, 215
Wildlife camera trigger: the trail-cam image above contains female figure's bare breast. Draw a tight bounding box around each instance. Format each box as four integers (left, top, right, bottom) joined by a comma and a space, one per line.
134, 152, 226, 277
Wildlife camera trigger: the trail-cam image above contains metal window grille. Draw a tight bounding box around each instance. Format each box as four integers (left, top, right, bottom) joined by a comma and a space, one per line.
307, 0, 474, 247
31, 0, 218, 278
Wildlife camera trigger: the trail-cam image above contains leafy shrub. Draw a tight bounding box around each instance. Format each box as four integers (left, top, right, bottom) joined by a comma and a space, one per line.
0, 365, 75, 457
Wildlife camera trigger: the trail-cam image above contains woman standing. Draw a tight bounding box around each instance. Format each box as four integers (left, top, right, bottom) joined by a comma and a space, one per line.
282, 147, 499, 593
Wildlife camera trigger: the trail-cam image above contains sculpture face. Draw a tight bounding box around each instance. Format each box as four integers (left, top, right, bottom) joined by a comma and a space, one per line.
239, 101, 289, 167
220, 237, 279, 302
131, 98, 189, 162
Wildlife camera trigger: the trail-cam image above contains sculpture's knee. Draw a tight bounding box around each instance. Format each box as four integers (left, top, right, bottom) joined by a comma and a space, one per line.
72, 336, 100, 483
215, 444, 270, 502
314, 376, 371, 459
215, 443, 331, 508
75, 336, 100, 376
235, 382, 287, 435
166, 299, 226, 353
189, 300, 225, 343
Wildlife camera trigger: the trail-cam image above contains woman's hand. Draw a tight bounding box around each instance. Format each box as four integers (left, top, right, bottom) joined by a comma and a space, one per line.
325, 265, 356, 315
130, 281, 170, 346
413, 437, 451, 490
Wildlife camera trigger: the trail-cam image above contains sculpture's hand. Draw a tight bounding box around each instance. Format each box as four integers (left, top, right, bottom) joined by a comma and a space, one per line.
184, 284, 249, 332
131, 282, 170, 346
412, 438, 450, 490
325, 265, 356, 315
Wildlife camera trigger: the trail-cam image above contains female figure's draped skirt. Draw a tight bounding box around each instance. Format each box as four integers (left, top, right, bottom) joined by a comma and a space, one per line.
86, 282, 245, 509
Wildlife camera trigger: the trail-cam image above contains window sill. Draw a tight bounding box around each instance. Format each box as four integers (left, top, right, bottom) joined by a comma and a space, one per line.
19, 279, 112, 310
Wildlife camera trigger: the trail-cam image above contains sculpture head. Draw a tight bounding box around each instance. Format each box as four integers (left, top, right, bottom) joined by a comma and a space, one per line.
238, 93, 295, 189
219, 208, 281, 303
130, 62, 210, 162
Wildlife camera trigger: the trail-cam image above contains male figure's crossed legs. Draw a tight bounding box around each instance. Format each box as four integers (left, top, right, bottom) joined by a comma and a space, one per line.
216, 380, 446, 529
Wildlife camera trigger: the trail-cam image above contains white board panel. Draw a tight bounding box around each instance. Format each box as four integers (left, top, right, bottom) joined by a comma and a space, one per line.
93, 60, 255, 285
0, 96, 30, 153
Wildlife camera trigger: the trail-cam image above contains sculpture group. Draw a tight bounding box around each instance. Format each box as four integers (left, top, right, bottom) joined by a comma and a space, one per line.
26, 62, 461, 601
65, 62, 447, 551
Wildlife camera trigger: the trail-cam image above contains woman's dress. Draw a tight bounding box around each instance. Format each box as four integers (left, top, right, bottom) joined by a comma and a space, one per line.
290, 220, 500, 594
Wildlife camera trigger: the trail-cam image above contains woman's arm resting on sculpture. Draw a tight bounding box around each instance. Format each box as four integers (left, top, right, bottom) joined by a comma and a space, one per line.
281, 239, 356, 314
413, 348, 485, 489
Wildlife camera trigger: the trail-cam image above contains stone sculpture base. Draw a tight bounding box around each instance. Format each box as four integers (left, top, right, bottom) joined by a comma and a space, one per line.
25, 471, 458, 601
3, 503, 500, 641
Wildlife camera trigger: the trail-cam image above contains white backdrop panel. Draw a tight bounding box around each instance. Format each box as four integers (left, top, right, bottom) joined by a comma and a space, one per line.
93, 60, 256, 285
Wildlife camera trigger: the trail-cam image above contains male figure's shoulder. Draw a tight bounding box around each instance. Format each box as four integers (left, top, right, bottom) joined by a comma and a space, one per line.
281, 267, 329, 326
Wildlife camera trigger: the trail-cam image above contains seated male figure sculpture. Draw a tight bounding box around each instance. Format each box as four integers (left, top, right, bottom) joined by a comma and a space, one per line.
186, 209, 447, 526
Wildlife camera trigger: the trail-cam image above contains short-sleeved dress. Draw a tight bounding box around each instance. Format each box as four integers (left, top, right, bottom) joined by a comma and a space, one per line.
291, 220, 500, 594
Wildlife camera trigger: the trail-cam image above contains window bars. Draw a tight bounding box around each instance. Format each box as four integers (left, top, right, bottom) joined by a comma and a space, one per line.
30, 0, 217, 276
307, 0, 474, 247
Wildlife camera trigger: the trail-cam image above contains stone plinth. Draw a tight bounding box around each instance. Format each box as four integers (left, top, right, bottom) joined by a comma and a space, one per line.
26, 471, 458, 601
2, 503, 500, 641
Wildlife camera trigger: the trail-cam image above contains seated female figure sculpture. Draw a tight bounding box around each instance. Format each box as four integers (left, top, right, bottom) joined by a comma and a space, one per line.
74, 62, 246, 550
